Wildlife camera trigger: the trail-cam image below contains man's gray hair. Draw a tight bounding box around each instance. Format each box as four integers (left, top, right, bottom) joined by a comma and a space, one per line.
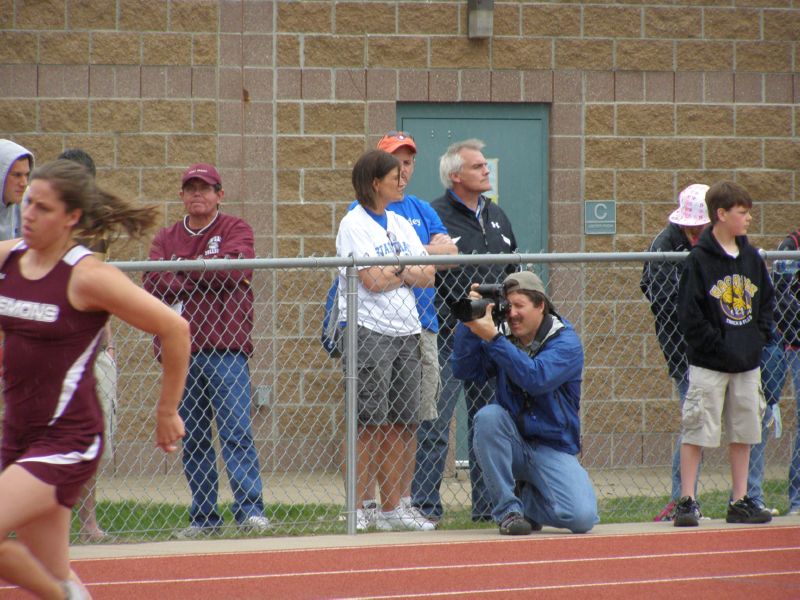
438, 138, 485, 189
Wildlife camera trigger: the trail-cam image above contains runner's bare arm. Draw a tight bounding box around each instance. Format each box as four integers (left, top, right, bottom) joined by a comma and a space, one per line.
70, 260, 190, 452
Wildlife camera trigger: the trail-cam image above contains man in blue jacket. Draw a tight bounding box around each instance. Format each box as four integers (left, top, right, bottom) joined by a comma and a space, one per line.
452, 271, 598, 535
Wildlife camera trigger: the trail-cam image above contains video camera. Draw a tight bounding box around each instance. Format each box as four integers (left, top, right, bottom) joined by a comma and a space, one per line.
449, 283, 509, 326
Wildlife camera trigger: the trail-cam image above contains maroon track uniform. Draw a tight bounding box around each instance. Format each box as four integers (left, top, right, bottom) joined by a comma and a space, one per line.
0, 243, 106, 507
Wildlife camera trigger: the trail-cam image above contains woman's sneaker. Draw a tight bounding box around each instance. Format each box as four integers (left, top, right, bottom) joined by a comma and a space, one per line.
375, 506, 436, 531
673, 496, 701, 527
726, 495, 772, 524
357, 500, 378, 531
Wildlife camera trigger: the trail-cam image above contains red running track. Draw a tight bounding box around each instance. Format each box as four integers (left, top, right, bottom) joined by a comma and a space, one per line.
1, 526, 799, 599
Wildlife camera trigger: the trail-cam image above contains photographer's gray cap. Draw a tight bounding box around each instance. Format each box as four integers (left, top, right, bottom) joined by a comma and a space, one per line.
504, 271, 547, 298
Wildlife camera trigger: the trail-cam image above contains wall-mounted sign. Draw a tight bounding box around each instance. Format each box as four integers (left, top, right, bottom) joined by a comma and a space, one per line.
584, 201, 616, 235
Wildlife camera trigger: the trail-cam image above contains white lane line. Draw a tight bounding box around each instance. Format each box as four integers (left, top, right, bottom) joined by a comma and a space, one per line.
337, 570, 800, 599
59, 546, 800, 590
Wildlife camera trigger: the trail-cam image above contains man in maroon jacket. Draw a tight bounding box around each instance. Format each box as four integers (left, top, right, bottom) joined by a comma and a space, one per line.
144, 163, 269, 538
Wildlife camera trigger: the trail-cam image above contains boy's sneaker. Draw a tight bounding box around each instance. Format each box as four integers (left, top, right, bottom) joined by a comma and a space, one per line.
653, 500, 676, 522
375, 506, 436, 531
499, 512, 533, 536
788, 507, 800, 516
673, 496, 701, 527
726, 495, 772, 524
239, 515, 271, 533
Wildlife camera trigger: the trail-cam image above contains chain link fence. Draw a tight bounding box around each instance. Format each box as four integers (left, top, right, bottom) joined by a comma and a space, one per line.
72, 251, 798, 541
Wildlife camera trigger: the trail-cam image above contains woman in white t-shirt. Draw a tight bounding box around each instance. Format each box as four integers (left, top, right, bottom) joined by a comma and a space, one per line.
336, 150, 436, 531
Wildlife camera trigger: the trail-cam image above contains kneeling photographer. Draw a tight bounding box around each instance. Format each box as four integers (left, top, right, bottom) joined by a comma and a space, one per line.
451, 271, 599, 535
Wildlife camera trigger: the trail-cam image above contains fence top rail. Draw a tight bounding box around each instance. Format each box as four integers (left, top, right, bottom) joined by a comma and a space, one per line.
112, 250, 800, 272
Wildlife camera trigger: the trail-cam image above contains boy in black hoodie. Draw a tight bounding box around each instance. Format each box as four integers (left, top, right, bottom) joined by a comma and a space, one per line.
674, 181, 774, 527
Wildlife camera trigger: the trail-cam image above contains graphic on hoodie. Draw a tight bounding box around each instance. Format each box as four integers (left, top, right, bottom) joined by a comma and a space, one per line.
710, 274, 757, 326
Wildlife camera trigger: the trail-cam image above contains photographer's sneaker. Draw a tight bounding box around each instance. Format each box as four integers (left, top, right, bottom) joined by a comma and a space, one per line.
726, 495, 772, 524
376, 506, 436, 531
499, 512, 533, 535
673, 496, 701, 527
239, 515, 271, 533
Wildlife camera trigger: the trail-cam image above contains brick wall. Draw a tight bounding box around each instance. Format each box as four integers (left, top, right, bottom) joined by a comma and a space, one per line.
1, 0, 797, 473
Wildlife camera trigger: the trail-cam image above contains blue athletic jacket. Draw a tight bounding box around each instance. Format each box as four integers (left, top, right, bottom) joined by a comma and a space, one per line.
451, 315, 584, 455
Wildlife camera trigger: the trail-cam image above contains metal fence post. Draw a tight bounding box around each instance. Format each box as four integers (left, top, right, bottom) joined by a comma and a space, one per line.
344, 265, 359, 535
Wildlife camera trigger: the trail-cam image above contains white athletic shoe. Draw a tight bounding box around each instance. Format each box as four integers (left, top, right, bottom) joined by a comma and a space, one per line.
63, 580, 90, 600
357, 499, 378, 531
376, 506, 436, 532
239, 515, 271, 533
356, 508, 374, 531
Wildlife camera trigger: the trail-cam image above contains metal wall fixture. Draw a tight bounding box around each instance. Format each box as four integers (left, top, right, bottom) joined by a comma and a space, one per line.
467, 0, 494, 39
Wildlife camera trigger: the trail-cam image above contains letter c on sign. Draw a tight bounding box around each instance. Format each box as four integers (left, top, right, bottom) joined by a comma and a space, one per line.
593, 203, 608, 221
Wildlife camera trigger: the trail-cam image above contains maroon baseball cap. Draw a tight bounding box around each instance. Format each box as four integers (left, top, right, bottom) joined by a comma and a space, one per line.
182, 163, 221, 186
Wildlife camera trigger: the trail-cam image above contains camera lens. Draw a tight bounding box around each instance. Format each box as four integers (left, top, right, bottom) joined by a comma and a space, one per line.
450, 298, 492, 322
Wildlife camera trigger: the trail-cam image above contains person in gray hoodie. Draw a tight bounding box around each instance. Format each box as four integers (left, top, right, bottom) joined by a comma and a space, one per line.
0, 139, 34, 241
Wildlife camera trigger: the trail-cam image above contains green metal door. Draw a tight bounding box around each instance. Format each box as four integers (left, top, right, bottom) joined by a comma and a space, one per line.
396, 103, 549, 466
397, 103, 549, 254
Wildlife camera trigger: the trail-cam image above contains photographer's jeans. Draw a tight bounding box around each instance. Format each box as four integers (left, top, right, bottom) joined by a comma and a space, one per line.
473, 404, 598, 533
411, 326, 493, 520
180, 350, 265, 528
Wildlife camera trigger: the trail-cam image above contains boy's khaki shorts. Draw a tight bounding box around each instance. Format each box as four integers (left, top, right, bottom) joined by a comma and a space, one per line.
681, 365, 764, 447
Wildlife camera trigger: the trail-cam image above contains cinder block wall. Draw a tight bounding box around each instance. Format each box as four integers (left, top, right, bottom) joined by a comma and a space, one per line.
1, 1, 797, 472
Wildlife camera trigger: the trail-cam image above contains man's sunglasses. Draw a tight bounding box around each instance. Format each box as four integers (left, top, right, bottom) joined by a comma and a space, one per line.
382, 131, 415, 142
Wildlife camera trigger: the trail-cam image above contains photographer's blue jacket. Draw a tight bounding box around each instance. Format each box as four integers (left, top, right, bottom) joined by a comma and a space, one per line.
451, 315, 584, 455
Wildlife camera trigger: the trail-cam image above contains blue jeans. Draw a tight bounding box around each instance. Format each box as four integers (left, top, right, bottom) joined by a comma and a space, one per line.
473, 405, 598, 533
786, 349, 800, 512
411, 327, 493, 520
746, 340, 788, 506
180, 350, 265, 527
746, 404, 774, 506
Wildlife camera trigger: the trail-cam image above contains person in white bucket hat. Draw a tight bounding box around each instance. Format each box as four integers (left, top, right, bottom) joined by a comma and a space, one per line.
640, 183, 710, 521
669, 183, 712, 236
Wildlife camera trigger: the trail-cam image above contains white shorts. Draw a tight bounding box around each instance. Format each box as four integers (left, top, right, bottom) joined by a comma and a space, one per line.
681, 365, 764, 447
